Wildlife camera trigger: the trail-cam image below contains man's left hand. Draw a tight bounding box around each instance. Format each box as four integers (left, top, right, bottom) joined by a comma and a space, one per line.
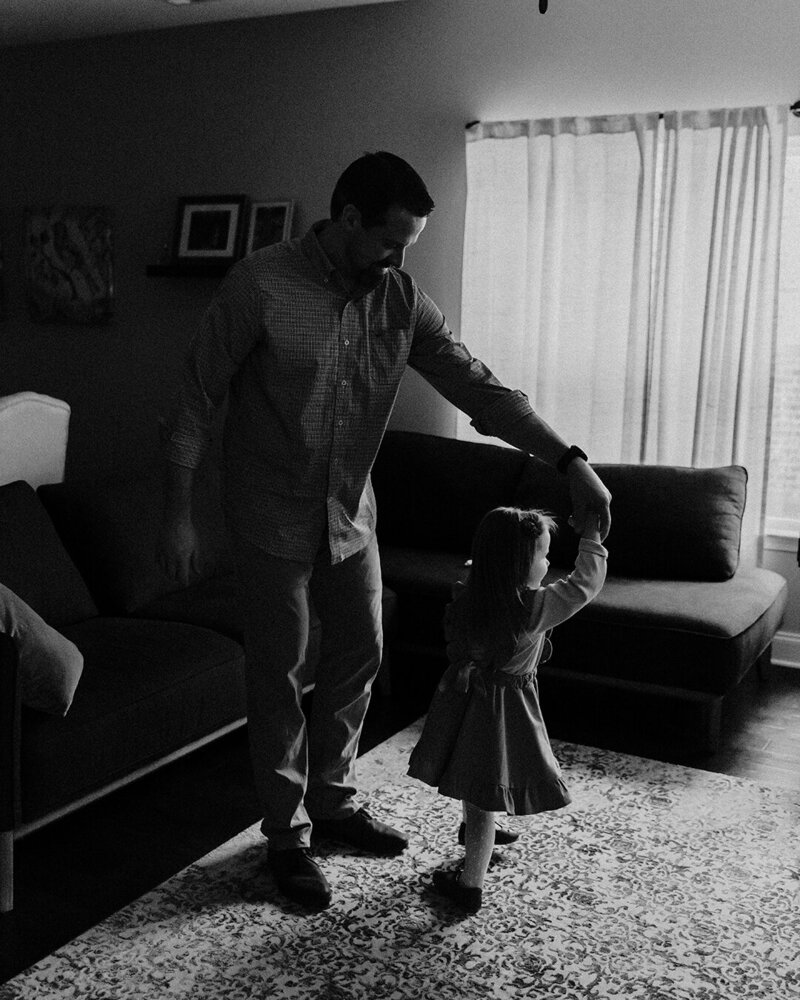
566, 459, 611, 541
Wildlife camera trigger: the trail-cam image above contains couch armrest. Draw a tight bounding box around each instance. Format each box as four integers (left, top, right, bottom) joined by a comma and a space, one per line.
0, 632, 21, 912
0, 632, 20, 827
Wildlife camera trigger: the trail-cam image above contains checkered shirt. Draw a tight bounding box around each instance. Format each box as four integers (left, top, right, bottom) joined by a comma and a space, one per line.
163, 222, 535, 563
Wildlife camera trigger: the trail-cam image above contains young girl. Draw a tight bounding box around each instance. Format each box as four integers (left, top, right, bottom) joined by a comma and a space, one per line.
407, 506, 607, 913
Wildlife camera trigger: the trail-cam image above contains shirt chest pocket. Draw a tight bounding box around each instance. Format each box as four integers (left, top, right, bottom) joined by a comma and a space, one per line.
267, 317, 336, 377
364, 326, 409, 384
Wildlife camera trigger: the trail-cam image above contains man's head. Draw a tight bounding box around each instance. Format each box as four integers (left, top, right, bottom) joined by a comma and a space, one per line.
329, 152, 434, 284
330, 151, 434, 227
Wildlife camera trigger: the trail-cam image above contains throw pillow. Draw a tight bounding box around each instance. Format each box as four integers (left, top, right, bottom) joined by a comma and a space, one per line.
0, 582, 84, 715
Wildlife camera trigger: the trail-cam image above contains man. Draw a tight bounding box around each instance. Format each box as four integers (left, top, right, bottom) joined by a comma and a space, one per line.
158, 151, 611, 909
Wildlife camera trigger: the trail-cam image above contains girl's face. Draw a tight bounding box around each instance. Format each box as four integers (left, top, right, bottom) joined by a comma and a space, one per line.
526, 529, 551, 588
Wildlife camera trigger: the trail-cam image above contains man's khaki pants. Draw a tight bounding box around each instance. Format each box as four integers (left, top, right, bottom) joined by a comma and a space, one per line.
231, 532, 384, 851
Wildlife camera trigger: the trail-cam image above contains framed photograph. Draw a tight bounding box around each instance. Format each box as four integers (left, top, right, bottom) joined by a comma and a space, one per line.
244, 200, 294, 255
24, 205, 114, 324
0, 232, 5, 321
174, 195, 247, 262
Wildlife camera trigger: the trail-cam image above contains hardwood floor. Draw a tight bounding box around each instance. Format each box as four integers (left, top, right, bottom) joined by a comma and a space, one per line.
1, 664, 798, 985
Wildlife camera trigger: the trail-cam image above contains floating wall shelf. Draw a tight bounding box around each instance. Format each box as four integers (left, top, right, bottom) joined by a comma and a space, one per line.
145, 261, 231, 278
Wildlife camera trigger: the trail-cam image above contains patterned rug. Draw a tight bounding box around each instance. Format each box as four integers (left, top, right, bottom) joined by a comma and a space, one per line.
2, 719, 799, 1000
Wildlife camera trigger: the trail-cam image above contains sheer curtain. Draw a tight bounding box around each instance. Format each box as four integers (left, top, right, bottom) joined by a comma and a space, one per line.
458, 106, 787, 563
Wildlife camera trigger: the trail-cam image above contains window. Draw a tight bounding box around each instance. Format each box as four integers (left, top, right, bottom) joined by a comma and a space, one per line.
766, 131, 800, 541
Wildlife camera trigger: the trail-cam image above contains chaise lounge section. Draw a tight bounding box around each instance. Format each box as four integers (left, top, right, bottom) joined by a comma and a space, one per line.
371, 431, 788, 754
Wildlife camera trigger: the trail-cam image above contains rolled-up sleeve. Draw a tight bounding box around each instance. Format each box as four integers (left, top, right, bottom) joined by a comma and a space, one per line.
408, 288, 536, 440
163, 263, 261, 469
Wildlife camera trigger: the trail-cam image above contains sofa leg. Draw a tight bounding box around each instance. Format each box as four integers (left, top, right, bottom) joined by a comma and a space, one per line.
0, 829, 13, 913
702, 697, 723, 755
756, 644, 772, 683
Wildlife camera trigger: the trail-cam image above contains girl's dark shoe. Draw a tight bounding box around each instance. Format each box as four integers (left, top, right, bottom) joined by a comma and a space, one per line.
431, 868, 482, 913
458, 822, 519, 847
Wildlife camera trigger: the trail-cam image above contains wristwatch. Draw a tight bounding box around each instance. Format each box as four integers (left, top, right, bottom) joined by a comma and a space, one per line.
556, 444, 588, 474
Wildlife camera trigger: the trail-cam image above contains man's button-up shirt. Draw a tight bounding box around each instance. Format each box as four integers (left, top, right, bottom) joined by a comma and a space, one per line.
164, 221, 535, 563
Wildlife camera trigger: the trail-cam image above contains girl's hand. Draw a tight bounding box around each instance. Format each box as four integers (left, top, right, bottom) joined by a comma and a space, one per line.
568, 513, 602, 543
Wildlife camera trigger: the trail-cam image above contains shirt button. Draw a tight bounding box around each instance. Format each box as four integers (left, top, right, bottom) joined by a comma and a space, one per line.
343, 339, 350, 346
341, 379, 347, 386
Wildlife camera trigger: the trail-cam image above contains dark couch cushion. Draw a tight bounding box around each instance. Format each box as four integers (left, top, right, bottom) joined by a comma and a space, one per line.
380, 546, 467, 599
379, 546, 467, 656
0, 480, 98, 627
20, 617, 246, 822
381, 546, 787, 697
551, 567, 788, 693
542, 569, 787, 695
372, 431, 529, 553
39, 464, 233, 615
133, 573, 245, 639
515, 461, 746, 581
597, 464, 746, 581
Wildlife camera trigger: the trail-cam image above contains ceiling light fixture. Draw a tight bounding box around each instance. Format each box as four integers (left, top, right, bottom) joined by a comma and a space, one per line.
162, 0, 225, 6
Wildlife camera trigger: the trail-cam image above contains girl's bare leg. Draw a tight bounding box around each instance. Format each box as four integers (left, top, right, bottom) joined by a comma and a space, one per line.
460, 801, 495, 888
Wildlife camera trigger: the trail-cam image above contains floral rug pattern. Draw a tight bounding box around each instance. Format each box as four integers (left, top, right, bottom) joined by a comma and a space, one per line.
3, 719, 799, 999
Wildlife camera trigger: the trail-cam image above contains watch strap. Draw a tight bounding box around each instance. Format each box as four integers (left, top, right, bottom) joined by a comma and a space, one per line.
556, 444, 588, 474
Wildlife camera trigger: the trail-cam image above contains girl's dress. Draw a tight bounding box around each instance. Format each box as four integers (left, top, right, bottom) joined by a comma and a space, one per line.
407, 537, 607, 815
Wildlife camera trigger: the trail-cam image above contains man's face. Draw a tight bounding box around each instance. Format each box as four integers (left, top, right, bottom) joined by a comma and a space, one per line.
344, 204, 427, 284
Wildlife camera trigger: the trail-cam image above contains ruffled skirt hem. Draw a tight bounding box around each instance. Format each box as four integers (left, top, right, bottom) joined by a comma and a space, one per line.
408, 758, 571, 816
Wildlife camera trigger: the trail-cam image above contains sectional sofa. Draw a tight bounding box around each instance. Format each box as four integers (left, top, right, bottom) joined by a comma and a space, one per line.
0, 430, 788, 911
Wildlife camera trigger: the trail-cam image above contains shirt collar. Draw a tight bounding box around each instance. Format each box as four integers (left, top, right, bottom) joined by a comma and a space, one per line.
302, 220, 338, 282
301, 219, 393, 298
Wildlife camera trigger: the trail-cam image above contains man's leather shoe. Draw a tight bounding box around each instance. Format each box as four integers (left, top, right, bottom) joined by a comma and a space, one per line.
458, 822, 520, 847
267, 847, 332, 909
312, 807, 408, 856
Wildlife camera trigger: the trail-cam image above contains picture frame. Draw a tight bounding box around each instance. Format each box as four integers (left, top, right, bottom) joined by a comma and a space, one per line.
0, 232, 5, 321
24, 205, 114, 324
174, 195, 247, 262
244, 200, 294, 256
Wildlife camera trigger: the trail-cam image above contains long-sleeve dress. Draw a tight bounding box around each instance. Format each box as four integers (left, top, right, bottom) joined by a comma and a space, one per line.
407, 537, 607, 815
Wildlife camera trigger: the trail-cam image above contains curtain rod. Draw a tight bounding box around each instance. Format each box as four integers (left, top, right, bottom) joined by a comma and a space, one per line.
465, 114, 665, 129
467, 104, 800, 129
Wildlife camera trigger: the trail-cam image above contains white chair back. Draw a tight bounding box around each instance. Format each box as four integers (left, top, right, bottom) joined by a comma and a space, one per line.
0, 392, 71, 488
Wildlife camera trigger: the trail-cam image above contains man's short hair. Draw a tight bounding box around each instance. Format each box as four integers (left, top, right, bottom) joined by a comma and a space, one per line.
330, 151, 435, 227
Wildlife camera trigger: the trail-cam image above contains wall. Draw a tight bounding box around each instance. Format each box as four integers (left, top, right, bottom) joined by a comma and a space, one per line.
0, 0, 797, 634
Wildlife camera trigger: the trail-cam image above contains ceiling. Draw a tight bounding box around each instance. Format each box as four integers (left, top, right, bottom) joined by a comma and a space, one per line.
1, 0, 404, 48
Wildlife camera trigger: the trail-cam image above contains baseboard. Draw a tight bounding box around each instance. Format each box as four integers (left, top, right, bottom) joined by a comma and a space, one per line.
772, 630, 800, 669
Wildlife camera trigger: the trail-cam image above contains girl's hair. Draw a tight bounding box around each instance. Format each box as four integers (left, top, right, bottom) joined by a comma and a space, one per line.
461, 507, 557, 662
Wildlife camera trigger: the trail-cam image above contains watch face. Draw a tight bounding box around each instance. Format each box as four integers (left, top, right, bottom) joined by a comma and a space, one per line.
558, 445, 586, 473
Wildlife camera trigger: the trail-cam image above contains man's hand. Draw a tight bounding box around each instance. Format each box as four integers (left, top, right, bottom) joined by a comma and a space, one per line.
566, 459, 611, 541
157, 461, 201, 586
157, 517, 201, 587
